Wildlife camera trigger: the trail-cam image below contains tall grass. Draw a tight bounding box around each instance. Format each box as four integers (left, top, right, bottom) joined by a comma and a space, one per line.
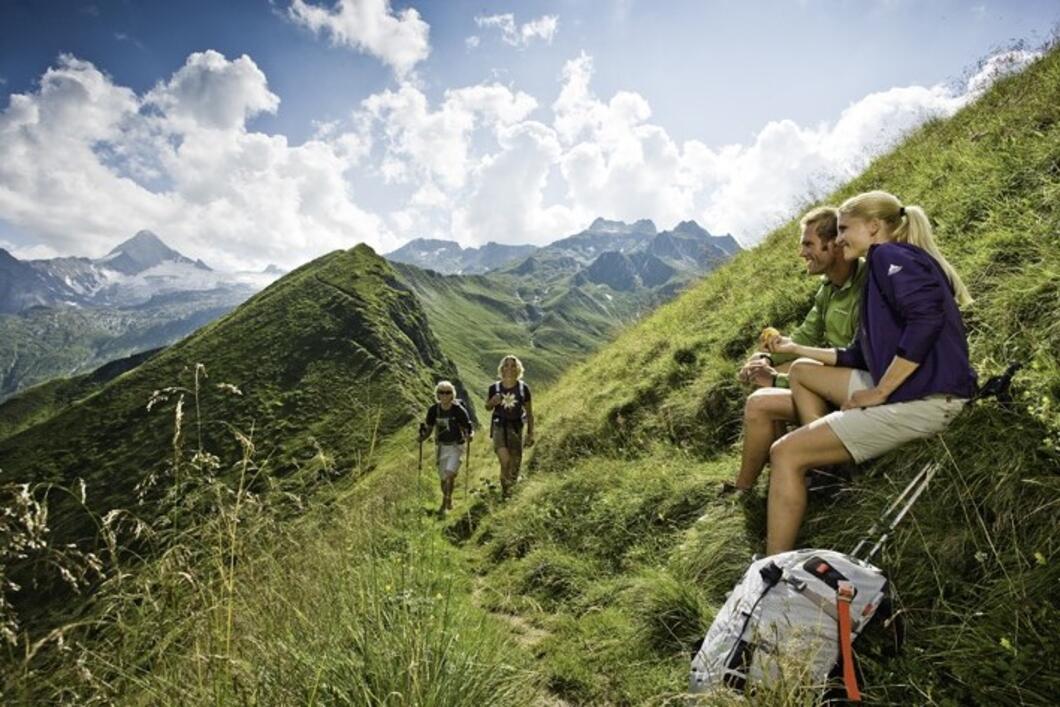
3, 368, 540, 705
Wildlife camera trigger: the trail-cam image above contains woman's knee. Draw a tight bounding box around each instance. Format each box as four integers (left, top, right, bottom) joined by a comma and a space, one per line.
786, 358, 820, 388
769, 435, 805, 473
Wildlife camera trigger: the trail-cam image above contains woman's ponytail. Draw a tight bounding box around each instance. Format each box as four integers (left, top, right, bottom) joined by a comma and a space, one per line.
840, 191, 973, 307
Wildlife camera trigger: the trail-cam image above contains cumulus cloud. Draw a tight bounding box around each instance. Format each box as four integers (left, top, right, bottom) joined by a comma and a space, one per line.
474, 13, 559, 48
288, 0, 430, 78
345, 47, 1041, 250
145, 50, 279, 131
0, 52, 390, 270
2, 45, 1042, 268
360, 82, 537, 189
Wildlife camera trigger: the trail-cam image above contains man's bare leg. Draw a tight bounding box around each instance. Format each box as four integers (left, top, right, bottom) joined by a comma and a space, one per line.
733, 389, 797, 489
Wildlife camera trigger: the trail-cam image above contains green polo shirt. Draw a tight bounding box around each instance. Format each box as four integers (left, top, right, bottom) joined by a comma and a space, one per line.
770, 258, 867, 388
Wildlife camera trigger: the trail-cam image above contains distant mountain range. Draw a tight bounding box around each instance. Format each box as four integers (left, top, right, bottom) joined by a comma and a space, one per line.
385, 218, 740, 290
385, 239, 538, 274
0, 231, 283, 400
1, 218, 737, 401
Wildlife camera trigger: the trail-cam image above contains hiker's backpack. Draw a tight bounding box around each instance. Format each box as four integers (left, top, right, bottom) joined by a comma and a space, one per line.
689, 463, 937, 701
688, 549, 888, 701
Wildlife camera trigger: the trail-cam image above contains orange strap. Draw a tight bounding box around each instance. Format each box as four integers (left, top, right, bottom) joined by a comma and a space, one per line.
836, 582, 862, 702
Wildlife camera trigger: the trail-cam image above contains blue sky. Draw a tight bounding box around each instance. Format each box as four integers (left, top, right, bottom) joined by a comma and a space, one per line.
0, 0, 1056, 270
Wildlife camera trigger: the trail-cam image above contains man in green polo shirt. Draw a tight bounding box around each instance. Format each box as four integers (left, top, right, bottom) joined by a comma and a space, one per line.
725, 205, 866, 493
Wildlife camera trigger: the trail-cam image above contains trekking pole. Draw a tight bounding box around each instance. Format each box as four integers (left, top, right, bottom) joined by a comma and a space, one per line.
464, 433, 471, 503
852, 462, 939, 562
418, 423, 426, 476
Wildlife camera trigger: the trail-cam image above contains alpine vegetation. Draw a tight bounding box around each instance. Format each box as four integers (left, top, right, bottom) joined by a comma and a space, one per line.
1, 41, 1059, 707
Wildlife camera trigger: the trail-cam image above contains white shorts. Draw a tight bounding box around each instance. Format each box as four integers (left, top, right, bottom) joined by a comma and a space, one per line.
436, 443, 464, 480
810, 369, 968, 463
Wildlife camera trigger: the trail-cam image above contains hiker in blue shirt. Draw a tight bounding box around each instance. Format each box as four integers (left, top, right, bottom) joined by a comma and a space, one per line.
420, 381, 472, 515
485, 355, 534, 499
763, 190, 976, 554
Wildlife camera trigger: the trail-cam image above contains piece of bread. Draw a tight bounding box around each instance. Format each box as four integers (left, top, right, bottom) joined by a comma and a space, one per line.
759, 326, 780, 349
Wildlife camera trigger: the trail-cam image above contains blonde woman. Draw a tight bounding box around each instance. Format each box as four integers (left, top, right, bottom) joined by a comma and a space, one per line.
419, 381, 472, 515
763, 191, 976, 553
485, 355, 535, 499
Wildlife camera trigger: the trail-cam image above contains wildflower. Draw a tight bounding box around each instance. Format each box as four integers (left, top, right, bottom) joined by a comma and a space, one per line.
1034, 551, 1047, 566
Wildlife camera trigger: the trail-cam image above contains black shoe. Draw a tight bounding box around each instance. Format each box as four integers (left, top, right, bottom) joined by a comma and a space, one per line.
719, 481, 750, 497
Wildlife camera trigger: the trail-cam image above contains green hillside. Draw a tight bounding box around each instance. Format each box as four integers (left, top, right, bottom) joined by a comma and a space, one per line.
462, 48, 1060, 704
0, 288, 248, 401
3, 47, 1059, 706
392, 261, 647, 403
0, 348, 159, 442
0, 245, 464, 628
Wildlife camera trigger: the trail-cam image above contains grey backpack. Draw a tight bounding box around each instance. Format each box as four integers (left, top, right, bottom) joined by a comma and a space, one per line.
689, 463, 935, 701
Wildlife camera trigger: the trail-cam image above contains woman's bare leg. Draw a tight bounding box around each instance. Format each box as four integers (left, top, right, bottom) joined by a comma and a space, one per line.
789, 361, 854, 425
766, 422, 854, 554
734, 389, 797, 489
496, 447, 512, 496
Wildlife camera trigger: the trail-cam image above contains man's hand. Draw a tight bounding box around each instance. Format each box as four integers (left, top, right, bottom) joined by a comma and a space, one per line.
739, 358, 776, 387
768, 335, 795, 354
747, 364, 778, 388
842, 387, 888, 410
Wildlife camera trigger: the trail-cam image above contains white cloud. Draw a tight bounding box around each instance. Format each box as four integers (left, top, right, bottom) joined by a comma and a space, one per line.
288, 0, 430, 78
965, 49, 1039, 94
465, 35, 480, 51
2, 45, 1040, 269
360, 82, 537, 189
0, 52, 391, 271
145, 50, 279, 131
454, 121, 583, 246
474, 13, 559, 48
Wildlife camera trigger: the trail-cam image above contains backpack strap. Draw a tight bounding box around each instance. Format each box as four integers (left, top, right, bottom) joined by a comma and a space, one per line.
836, 582, 862, 702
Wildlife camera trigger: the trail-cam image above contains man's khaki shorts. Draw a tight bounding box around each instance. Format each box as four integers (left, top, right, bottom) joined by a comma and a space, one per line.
809, 368, 967, 463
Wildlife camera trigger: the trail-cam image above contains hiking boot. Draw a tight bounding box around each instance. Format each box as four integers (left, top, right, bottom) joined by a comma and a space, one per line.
445, 496, 454, 511
719, 480, 750, 497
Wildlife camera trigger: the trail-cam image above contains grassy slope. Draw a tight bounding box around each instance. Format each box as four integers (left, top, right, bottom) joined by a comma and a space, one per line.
392, 262, 647, 408
0, 348, 160, 442
461, 50, 1060, 704
0, 245, 464, 626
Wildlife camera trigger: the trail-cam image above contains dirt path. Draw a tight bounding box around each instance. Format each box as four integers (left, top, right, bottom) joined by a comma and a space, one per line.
470, 578, 571, 706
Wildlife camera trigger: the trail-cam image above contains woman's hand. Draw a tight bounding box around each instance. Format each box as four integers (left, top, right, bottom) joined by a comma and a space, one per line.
842, 387, 888, 410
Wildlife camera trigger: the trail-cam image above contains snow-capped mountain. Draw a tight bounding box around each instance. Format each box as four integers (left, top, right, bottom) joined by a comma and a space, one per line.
2, 231, 281, 313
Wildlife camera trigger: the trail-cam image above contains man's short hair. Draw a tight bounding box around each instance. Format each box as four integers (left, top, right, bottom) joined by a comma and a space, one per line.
799, 206, 838, 242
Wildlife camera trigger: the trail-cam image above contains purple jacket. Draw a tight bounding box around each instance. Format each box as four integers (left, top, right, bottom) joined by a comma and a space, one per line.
835, 242, 977, 403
